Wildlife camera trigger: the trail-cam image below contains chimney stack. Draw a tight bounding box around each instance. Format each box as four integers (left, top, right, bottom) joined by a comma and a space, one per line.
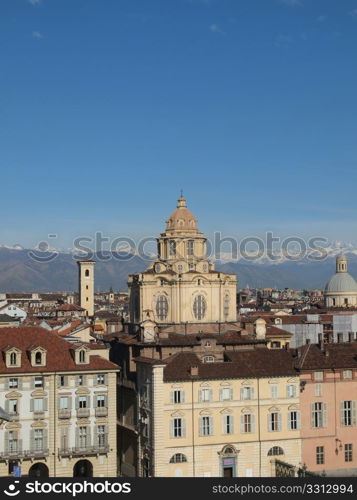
190, 366, 199, 376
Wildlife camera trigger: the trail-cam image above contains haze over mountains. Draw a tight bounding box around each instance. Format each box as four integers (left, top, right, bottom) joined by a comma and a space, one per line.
2, 243, 357, 292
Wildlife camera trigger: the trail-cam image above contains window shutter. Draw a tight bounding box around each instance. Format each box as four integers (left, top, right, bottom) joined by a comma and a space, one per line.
181, 391, 185, 404
75, 396, 79, 409
340, 402, 345, 426
251, 387, 255, 400
30, 399, 34, 412
4, 432, 8, 453
87, 395, 91, 408
68, 397, 72, 410
353, 402, 356, 426
286, 386, 290, 398
229, 388, 233, 400
170, 420, 174, 438
57, 376, 61, 388
43, 398, 48, 411
240, 388, 244, 400
198, 390, 202, 403
18, 378, 22, 390
278, 413, 282, 432
31, 377, 35, 390
94, 426, 98, 446
296, 411, 300, 430
230, 415, 234, 434
30, 430, 34, 451
43, 429, 48, 450
240, 415, 244, 433
219, 388, 223, 401
5, 378, 10, 390
287, 412, 291, 431
104, 395, 108, 407
64, 376, 68, 386
75, 428, 79, 448
209, 416, 213, 435
251, 414, 256, 433
267, 413, 271, 432
182, 418, 186, 438
222, 415, 226, 434
104, 374, 108, 385
87, 427, 91, 447
199, 417, 203, 436
311, 403, 315, 428
170, 392, 174, 404
322, 403, 327, 428
57, 397, 61, 409
94, 395, 98, 408
209, 389, 213, 402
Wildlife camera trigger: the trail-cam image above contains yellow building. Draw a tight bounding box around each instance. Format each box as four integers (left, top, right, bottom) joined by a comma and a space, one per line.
0, 326, 118, 477
78, 260, 95, 317
128, 195, 237, 330
135, 348, 301, 477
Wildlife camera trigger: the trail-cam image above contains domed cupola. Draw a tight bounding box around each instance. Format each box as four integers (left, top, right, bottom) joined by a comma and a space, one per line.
324, 255, 357, 307
165, 195, 199, 236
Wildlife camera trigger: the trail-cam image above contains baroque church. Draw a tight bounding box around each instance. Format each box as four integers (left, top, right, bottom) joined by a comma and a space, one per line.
128, 195, 238, 341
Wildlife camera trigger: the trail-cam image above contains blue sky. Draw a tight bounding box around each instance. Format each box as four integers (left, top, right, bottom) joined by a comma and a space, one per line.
1, 0, 357, 249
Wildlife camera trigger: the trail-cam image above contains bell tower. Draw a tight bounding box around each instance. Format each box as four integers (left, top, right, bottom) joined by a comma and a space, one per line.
77, 260, 95, 316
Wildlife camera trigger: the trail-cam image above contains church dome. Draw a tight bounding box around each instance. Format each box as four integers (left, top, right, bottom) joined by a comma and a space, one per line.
165, 196, 198, 234
325, 255, 357, 293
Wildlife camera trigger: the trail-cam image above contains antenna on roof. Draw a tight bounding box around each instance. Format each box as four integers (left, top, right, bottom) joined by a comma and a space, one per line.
180, 188, 184, 197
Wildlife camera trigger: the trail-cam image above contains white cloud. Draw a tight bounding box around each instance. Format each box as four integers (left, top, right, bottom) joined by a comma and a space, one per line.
32, 31, 43, 39
209, 24, 225, 35
317, 15, 327, 22
28, 0, 42, 5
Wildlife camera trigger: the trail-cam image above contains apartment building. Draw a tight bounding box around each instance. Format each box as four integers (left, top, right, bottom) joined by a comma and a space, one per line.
0, 326, 119, 477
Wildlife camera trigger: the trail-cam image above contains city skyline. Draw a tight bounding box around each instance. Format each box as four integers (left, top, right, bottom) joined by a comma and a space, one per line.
1, 0, 357, 247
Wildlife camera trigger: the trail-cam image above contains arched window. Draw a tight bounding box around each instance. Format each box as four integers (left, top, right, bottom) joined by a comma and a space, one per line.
79, 350, 86, 363
224, 294, 230, 318
170, 453, 187, 463
223, 447, 235, 455
35, 352, 42, 365
267, 446, 284, 456
85, 269, 90, 277
156, 295, 168, 320
193, 295, 206, 320
169, 241, 176, 256
202, 355, 215, 363
177, 265, 183, 274
10, 352, 17, 366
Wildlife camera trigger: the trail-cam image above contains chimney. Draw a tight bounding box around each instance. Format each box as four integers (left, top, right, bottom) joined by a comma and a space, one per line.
190, 366, 199, 376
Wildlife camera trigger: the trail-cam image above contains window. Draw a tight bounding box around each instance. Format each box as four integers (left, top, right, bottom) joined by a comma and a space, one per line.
287, 385, 296, 398
200, 388, 212, 402
156, 295, 168, 320
60, 397, 69, 409
34, 429, 44, 451
170, 453, 187, 463
97, 425, 106, 447
79, 396, 87, 408
33, 398, 44, 412
220, 387, 233, 401
187, 240, 194, 256
312, 402, 327, 428
202, 356, 215, 363
189, 263, 195, 270
34, 376, 43, 388
9, 399, 17, 414
35, 352, 42, 365
79, 350, 86, 363
314, 371, 323, 381
97, 395, 105, 407
204, 341, 211, 347
270, 385, 278, 399
177, 264, 183, 273
78, 375, 84, 386
223, 415, 234, 434
8, 432, 18, 453
9, 378, 18, 389
193, 295, 207, 320
341, 401, 356, 426
268, 447, 284, 456
78, 426, 88, 448
288, 411, 300, 430
268, 412, 281, 432
10, 352, 17, 366
315, 383, 322, 397
169, 241, 176, 256
200, 416, 213, 436
345, 444, 353, 462
241, 413, 254, 433
172, 390, 184, 404
343, 370, 352, 379
85, 269, 90, 277
316, 446, 324, 465
171, 418, 185, 438
241, 386, 254, 401
97, 374, 105, 385
59, 375, 66, 387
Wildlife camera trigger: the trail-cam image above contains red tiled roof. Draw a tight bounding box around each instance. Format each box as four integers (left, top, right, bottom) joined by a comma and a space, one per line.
0, 327, 118, 374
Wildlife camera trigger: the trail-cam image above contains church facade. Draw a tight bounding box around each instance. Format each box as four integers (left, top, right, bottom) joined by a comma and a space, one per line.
128, 195, 237, 337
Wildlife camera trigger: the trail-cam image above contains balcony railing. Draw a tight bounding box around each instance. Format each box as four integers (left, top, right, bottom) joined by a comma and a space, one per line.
58, 445, 109, 457
0, 443, 49, 460
33, 411, 45, 420
95, 407, 108, 417
58, 409, 71, 419
8, 412, 19, 422
76, 408, 90, 418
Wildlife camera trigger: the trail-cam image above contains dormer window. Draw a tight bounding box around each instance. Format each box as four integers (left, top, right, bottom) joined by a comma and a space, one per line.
10, 352, 17, 366
30, 347, 47, 367
79, 350, 85, 363
5, 347, 22, 369
75, 346, 90, 365
35, 352, 42, 365
202, 355, 215, 363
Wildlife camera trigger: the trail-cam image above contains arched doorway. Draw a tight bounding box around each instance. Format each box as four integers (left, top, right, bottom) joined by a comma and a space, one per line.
28, 463, 49, 477
219, 445, 238, 477
73, 460, 93, 477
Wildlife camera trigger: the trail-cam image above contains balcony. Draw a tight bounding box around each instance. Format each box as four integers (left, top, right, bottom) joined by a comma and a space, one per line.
8, 412, 19, 422
0, 444, 49, 460
95, 407, 108, 417
76, 408, 90, 418
58, 445, 109, 457
33, 411, 45, 420
58, 409, 71, 419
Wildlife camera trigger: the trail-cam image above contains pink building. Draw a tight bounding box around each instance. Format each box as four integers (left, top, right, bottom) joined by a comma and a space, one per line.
299, 343, 357, 475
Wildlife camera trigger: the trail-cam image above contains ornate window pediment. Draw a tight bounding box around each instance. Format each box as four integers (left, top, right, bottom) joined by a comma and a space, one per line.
241, 407, 253, 414
268, 379, 279, 385
241, 380, 252, 386
288, 404, 299, 411
199, 382, 211, 388
220, 381, 231, 387
268, 405, 280, 412
171, 410, 184, 418
5, 391, 22, 399
199, 409, 212, 416
220, 408, 233, 415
